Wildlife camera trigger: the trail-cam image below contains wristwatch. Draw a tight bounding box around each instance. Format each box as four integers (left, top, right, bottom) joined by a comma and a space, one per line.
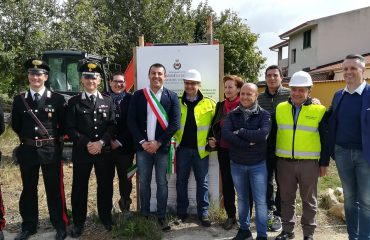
99, 140, 105, 146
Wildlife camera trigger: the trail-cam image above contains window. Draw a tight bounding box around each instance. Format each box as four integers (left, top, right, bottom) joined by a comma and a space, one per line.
291, 49, 296, 64
303, 30, 311, 49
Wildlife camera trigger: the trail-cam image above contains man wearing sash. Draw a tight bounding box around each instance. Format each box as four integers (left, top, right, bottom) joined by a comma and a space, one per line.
174, 69, 216, 227
127, 63, 180, 229
11, 58, 68, 240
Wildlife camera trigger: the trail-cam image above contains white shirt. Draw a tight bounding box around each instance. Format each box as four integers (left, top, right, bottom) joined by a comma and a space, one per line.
30, 87, 46, 100
147, 86, 164, 141
343, 81, 366, 95
84, 91, 98, 99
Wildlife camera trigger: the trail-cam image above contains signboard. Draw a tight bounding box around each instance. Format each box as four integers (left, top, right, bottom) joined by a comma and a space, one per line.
135, 44, 221, 214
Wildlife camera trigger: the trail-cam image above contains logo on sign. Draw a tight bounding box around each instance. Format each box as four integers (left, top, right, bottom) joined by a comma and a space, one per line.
173, 59, 181, 70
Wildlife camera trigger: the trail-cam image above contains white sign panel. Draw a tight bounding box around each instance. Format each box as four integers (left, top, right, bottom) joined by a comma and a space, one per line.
136, 45, 220, 214
136, 45, 219, 100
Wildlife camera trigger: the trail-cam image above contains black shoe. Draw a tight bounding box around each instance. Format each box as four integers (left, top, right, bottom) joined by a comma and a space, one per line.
119, 198, 131, 212
14, 230, 36, 240
304, 236, 313, 240
256, 237, 268, 240
199, 216, 212, 227
223, 217, 236, 230
178, 214, 188, 222
233, 228, 253, 240
0, 231, 4, 240
70, 225, 83, 238
158, 218, 171, 232
275, 231, 295, 240
55, 229, 67, 240
104, 223, 113, 232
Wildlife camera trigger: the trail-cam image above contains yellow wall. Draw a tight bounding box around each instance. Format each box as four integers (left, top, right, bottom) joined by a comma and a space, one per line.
258, 80, 370, 107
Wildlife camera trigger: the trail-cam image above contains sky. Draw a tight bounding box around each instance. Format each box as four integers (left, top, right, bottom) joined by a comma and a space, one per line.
192, 0, 370, 80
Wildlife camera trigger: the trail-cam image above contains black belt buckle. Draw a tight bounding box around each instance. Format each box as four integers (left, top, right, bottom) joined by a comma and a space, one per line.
35, 139, 43, 147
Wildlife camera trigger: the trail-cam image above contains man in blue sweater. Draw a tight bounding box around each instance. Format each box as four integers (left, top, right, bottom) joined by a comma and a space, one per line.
327, 54, 370, 240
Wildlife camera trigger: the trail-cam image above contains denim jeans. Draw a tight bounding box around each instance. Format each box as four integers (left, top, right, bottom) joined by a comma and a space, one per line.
136, 150, 168, 218
176, 147, 209, 218
335, 145, 370, 240
231, 160, 268, 237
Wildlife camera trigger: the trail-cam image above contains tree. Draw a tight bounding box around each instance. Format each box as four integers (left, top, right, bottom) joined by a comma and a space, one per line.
0, 0, 59, 95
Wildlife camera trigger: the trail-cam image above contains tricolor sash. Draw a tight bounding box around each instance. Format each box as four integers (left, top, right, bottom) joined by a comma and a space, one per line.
143, 87, 176, 174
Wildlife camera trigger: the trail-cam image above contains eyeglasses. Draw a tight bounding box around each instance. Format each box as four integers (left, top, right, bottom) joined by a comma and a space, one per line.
184, 81, 198, 86
112, 80, 125, 84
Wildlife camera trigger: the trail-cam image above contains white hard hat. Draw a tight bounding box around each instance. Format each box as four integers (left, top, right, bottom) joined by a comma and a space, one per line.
183, 69, 202, 82
289, 71, 313, 87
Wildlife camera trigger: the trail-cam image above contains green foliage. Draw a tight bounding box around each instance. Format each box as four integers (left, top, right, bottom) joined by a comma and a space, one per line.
0, 0, 265, 96
112, 213, 162, 240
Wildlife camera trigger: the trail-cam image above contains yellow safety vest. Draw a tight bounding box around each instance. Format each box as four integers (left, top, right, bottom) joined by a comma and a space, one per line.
275, 101, 326, 160
174, 95, 216, 159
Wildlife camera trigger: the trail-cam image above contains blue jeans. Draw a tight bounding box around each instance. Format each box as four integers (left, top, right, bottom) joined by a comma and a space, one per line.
335, 145, 370, 240
176, 147, 209, 218
231, 160, 268, 237
136, 150, 168, 218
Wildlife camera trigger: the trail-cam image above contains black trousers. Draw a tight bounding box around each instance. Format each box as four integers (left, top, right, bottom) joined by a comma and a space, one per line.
71, 157, 115, 227
0, 186, 5, 230
217, 147, 236, 218
266, 149, 281, 216
110, 150, 134, 202
19, 161, 68, 232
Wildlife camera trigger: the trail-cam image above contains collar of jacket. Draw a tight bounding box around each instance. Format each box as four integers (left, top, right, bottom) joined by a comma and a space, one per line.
264, 84, 285, 97
288, 97, 312, 106
181, 90, 204, 105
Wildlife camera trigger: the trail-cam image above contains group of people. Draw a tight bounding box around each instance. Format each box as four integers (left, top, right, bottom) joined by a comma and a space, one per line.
0, 53, 368, 240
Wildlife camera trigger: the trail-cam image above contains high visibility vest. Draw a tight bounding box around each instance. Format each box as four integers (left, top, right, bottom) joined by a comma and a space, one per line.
275, 101, 326, 160
174, 96, 216, 159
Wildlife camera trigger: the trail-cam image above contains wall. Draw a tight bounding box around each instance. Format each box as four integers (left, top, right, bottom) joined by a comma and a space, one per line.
316, 7, 370, 66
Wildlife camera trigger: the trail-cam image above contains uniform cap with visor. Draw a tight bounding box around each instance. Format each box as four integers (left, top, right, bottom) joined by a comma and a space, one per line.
79, 61, 103, 79
289, 71, 313, 87
25, 58, 50, 74
183, 69, 202, 82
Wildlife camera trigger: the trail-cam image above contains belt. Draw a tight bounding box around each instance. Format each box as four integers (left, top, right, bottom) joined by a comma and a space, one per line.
21, 138, 56, 147
278, 157, 300, 162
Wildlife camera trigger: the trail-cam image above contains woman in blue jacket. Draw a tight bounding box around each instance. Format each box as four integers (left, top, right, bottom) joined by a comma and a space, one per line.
222, 83, 271, 240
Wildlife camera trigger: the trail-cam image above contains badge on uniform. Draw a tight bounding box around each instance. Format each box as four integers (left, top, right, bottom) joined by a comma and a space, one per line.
103, 112, 107, 117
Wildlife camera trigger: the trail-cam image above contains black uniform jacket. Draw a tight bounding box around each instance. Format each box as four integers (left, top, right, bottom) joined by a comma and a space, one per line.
66, 91, 115, 162
113, 93, 135, 154
11, 89, 66, 165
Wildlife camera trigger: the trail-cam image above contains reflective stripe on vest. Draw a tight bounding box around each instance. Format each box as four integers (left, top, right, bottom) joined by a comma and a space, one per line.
275, 101, 326, 160
174, 96, 216, 159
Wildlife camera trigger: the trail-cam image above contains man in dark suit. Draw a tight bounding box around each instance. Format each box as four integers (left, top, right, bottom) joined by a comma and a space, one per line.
11, 58, 68, 240
0, 103, 5, 240
127, 63, 180, 229
108, 72, 135, 212
66, 61, 115, 237
326, 54, 370, 240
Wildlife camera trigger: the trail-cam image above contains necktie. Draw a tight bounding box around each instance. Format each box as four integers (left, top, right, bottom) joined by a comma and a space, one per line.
34, 93, 40, 103
90, 94, 96, 105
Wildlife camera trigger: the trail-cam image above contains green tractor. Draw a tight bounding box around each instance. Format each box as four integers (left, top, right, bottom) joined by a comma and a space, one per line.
42, 50, 112, 99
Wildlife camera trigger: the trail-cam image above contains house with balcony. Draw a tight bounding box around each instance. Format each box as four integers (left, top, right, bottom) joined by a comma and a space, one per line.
270, 6, 370, 77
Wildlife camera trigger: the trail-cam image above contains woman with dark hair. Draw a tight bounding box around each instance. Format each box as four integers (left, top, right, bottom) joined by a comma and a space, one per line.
207, 75, 244, 230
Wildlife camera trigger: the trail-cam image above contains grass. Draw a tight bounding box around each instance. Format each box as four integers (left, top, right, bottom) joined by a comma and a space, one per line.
112, 213, 162, 240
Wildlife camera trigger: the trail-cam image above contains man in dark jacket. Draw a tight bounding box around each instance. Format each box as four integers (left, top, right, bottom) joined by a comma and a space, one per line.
223, 83, 271, 240
127, 63, 180, 229
108, 72, 135, 212
257, 65, 290, 232
12, 58, 68, 240
66, 61, 115, 237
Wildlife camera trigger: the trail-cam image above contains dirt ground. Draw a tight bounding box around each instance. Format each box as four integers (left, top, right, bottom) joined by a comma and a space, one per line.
1, 162, 349, 240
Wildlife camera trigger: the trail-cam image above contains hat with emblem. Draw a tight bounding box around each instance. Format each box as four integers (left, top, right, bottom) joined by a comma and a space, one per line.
78, 61, 104, 76
25, 58, 50, 73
